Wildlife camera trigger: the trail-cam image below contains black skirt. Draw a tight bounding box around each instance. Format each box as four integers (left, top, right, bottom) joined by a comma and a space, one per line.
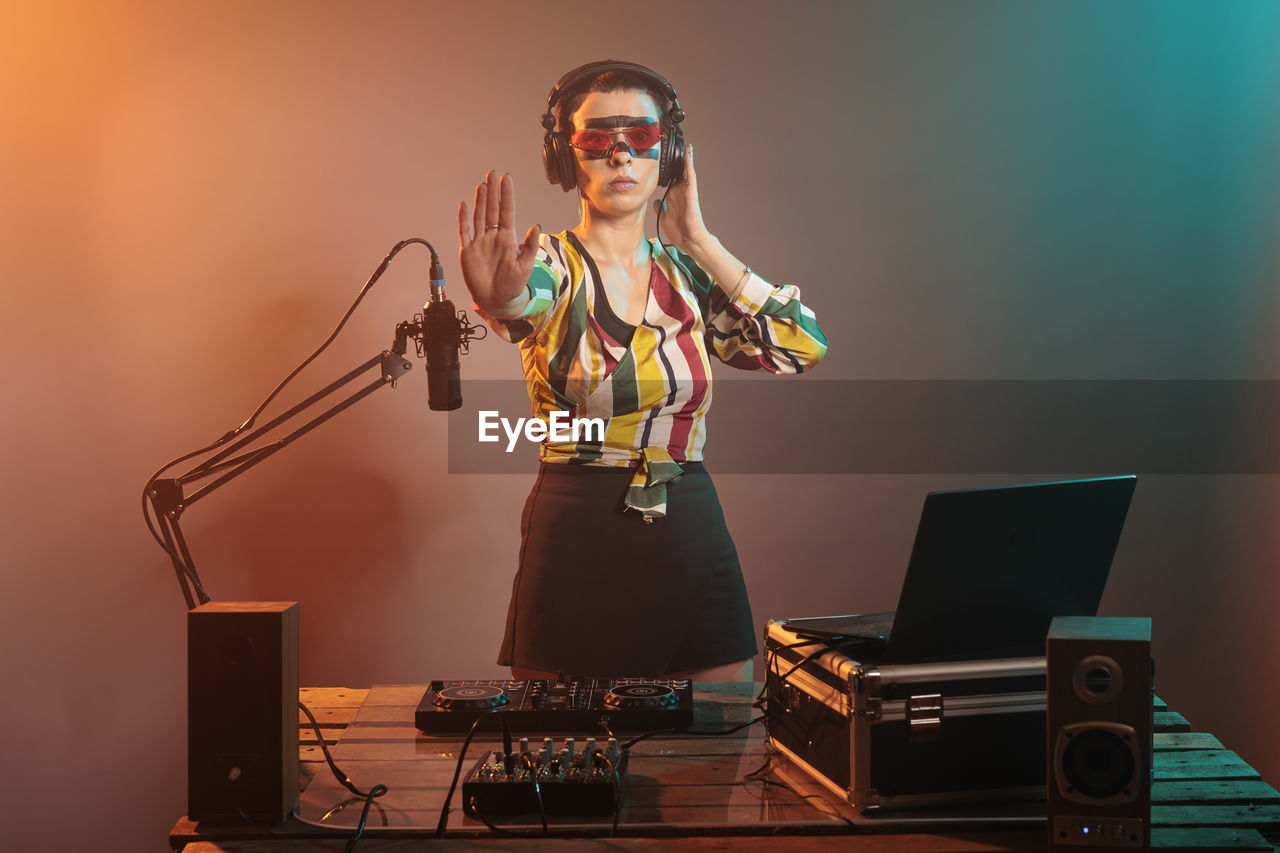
497, 462, 757, 676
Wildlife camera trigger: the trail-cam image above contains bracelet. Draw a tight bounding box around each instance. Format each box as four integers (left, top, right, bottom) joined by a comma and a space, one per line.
731, 266, 752, 298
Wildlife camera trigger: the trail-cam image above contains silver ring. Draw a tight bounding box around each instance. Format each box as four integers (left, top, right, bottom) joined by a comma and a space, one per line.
486, 224, 501, 230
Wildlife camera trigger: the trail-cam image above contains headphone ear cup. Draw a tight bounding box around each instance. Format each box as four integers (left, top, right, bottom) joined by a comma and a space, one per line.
543, 132, 577, 192
558, 134, 578, 192
542, 131, 561, 186
660, 125, 685, 187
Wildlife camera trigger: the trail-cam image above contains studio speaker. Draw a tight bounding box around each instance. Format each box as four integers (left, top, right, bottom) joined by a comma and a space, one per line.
1047, 615, 1152, 850
188, 601, 299, 823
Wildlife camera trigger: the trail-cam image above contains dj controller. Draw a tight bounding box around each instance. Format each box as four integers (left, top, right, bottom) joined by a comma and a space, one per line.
414, 678, 694, 734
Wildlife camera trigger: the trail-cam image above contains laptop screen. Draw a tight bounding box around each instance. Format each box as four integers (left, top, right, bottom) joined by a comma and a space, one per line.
886, 475, 1137, 661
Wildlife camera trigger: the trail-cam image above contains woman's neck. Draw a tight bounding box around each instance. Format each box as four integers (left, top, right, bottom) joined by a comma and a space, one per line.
572, 206, 650, 269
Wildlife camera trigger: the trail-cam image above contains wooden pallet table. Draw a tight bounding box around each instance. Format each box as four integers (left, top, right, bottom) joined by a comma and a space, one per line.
169, 685, 1279, 852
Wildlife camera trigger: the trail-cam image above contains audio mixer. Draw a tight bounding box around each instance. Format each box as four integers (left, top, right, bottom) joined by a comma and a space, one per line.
414, 678, 694, 734
463, 736, 627, 817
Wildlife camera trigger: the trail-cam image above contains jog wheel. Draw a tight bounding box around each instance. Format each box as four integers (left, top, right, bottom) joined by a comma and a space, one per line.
604, 683, 678, 710
433, 684, 510, 711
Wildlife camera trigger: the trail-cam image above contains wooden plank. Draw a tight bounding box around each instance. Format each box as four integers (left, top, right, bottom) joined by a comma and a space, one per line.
297, 705, 359, 727
1152, 803, 1280, 830
1154, 711, 1191, 733
1153, 779, 1280, 805
1149, 826, 1275, 851
1154, 750, 1261, 782
298, 688, 367, 733
299, 687, 368, 707
296, 687, 356, 755
298, 729, 342, 746
1155, 732, 1225, 751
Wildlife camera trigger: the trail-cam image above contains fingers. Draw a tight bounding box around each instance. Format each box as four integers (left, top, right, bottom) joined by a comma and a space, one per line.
485, 170, 502, 228
472, 179, 487, 238
464, 171, 523, 250
458, 200, 472, 247
519, 223, 541, 259
500, 173, 516, 232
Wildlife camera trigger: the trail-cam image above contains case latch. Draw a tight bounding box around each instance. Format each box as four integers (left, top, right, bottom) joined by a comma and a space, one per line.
853, 670, 882, 720
906, 693, 943, 729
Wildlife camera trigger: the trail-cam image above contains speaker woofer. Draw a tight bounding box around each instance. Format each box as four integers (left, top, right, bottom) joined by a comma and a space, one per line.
1053, 721, 1141, 805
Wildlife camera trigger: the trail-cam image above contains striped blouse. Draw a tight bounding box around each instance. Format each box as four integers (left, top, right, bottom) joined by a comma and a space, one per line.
477, 230, 828, 519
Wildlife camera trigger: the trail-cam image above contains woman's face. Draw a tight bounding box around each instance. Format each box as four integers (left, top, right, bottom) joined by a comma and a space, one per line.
568, 89, 663, 218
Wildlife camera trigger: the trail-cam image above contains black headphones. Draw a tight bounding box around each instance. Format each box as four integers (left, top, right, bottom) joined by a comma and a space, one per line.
540, 59, 686, 192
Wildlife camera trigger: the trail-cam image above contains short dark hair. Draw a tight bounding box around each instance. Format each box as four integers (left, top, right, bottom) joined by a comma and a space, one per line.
556, 69, 673, 135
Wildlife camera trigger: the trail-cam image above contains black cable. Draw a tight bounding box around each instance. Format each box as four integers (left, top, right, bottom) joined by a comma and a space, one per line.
653, 183, 701, 288
141, 463, 214, 603
435, 709, 511, 838
523, 753, 549, 833
742, 749, 781, 782
758, 637, 861, 711
142, 238, 438, 604
755, 777, 856, 827
229, 237, 438, 440
226, 789, 281, 834
601, 752, 623, 837
618, 714, 765, 751
298, 700, 386, 800
342, 784, 388, 852
758, 638, 821, 741
466, 796, 530, 836
148, 238, 432, 490
764, 636, 850, 692
598, 718, 617, 743
298, 700, 390, 852
737, 749, 855, 826
465, 793, 557, 839
757, 634, 866, 754
758, 637, 825, 711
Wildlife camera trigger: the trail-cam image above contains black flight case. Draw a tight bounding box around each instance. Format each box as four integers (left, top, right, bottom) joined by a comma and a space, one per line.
763, 617, 1048, 811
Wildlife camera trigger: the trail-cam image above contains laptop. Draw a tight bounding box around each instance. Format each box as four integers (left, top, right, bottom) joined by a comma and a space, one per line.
783, 475, 1137, 662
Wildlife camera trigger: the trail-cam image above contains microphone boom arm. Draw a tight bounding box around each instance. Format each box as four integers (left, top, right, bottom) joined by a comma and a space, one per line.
147, 348, 411, 609
144, 236, 471, 610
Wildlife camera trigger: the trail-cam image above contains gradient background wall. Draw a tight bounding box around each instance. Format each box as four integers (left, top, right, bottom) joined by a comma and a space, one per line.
3, 0, 1278, 848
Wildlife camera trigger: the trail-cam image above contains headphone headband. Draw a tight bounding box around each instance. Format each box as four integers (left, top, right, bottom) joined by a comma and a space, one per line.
540, 59, 684, 131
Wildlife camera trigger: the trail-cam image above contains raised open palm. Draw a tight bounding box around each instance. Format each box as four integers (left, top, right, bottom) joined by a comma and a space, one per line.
458, 171, 541, 317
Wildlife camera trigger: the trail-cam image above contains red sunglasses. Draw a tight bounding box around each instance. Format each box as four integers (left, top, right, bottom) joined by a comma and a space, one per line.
567, 125, 664, 159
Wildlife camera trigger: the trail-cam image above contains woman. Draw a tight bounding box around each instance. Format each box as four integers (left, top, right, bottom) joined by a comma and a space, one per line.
457, 61, 827, 682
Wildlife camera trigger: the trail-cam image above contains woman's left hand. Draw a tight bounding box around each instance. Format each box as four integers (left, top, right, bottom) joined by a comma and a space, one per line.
653, 143, 714, 254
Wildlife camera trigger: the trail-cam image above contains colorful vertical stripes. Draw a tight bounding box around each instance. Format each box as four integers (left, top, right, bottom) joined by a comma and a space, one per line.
476, 230, 827, 516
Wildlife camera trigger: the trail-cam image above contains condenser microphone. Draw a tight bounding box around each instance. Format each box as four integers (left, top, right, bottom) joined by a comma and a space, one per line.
421, 258, 463, 411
